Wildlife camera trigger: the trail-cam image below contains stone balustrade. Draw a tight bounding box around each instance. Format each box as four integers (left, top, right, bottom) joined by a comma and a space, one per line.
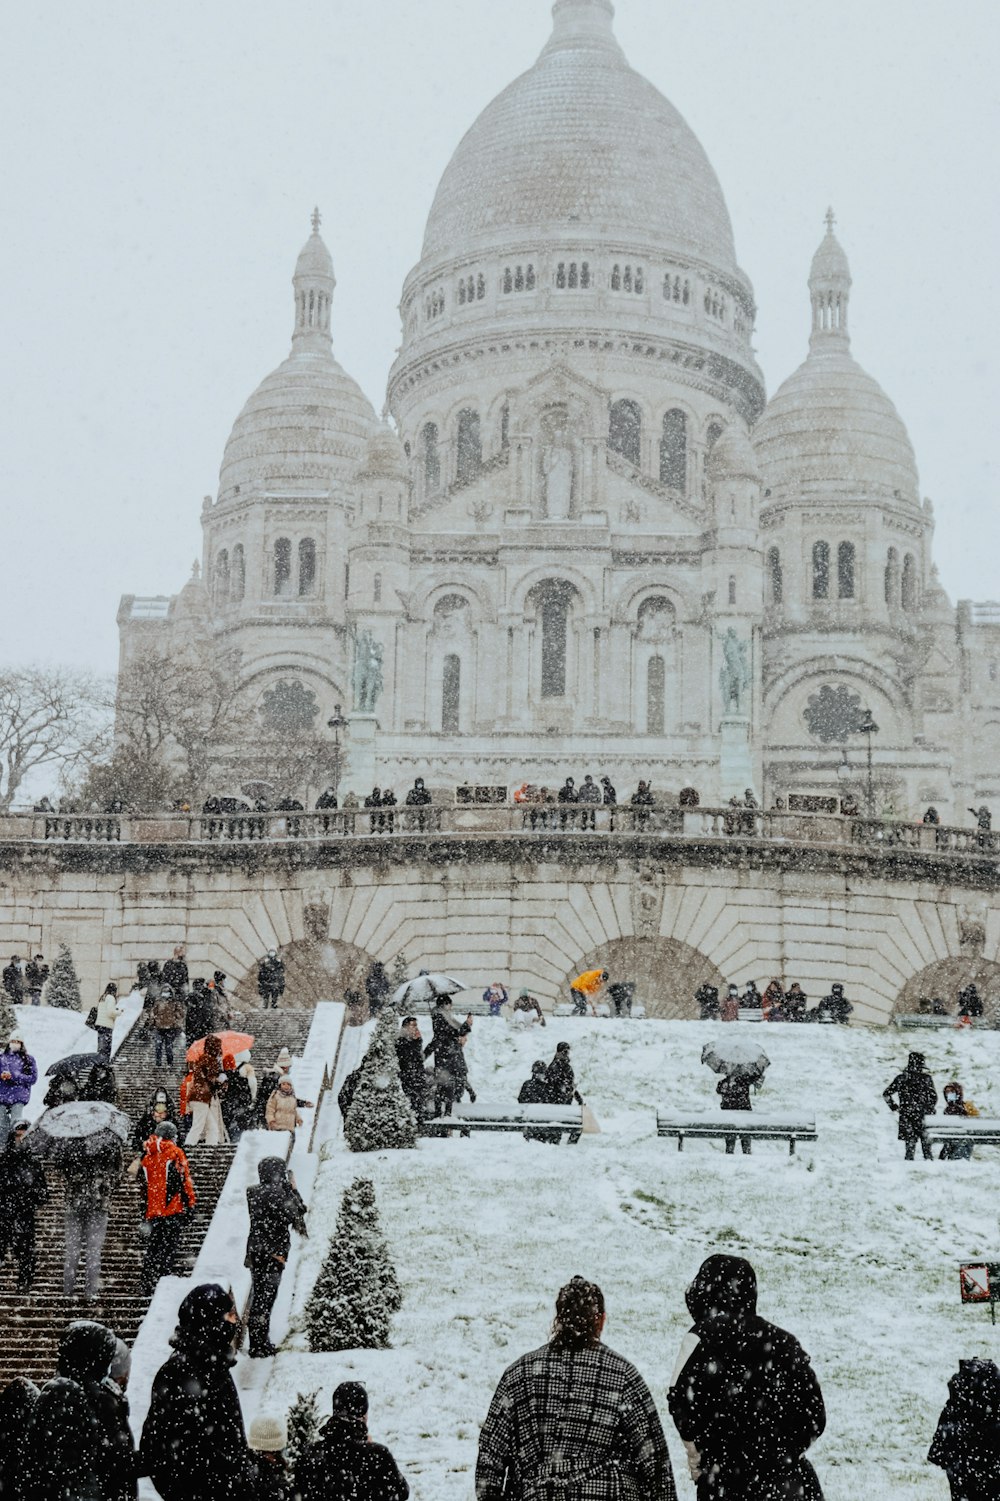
0, 805, 996, 859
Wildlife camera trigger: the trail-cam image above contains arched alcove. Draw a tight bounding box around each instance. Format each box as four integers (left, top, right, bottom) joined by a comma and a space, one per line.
564, 937, 725, 1019
235, 937, 379, 1009
893, 957, 1000, 1022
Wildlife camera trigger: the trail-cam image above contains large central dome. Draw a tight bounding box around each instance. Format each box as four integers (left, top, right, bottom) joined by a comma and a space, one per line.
421, 0, 738, 272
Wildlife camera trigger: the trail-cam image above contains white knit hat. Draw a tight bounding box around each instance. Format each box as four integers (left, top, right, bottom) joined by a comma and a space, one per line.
249, 1412, 287, 1451
275, 1047, 293, 1069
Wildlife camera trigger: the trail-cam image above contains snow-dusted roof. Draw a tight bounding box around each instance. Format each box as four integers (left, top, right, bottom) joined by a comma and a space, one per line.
127, 597, 171, 619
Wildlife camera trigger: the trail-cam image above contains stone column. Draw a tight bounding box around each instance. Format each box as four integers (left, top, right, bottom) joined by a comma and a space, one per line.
342, 714, 379, 798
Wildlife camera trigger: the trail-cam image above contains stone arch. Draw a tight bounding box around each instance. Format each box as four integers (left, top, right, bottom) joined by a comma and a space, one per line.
564, 937, 725, 1019
235, 937, 378, 1009
893, 957, 1000, 1023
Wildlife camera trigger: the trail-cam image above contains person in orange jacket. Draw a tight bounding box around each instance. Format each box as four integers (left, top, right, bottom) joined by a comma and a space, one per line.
569, 968, 608, 1016
139, 1121, 196, 1292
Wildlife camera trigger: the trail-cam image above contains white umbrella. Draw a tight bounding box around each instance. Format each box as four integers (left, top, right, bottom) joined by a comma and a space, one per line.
25, 1100, 131, 1164
391, 971, 468, 1007
701, 1039, 770, 1081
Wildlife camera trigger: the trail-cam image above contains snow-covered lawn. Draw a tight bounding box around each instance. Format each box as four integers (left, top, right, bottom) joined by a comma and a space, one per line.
11, 996, 141, 1120
262, 1018, 996, 1499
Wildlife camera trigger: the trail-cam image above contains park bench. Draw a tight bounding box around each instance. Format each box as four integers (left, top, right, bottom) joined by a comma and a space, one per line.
924, 1117, 1000, 1151
893, 1013, 988, 1030
656, 1109, 817, 1155
422, 1102, 584, 1143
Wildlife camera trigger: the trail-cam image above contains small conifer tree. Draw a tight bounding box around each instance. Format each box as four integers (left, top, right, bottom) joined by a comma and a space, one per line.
344, 1006, 417, 1152
47, 943, 83, 1011
391, 951, 408, 989
0, 989, 16, 1040
305, 1177, 401, 1351
285, 1389, 320, 1477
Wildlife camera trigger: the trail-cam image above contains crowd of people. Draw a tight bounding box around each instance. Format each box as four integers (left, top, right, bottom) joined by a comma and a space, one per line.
1, 1263, 995, 1500
695, 978, 855, 1024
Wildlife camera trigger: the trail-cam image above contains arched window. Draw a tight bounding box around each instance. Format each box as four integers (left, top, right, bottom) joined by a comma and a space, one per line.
812, 540, 830, 600
273, 537, 292, 597
837, 541, 855, 599
767, 546, 783, 604
500, 403, 509, 449
556, 262, 566, 289
580, 262, 590, 288
659, 409, 687, 490
502, 267, 513, 294
540, 590, 570, 698
455, 408, 482, 482
568, 261, 578, 288
706, 421, 724, 454
476, 273, 485, 300
422, 422, 440, 492
297, 538, 316, 596
611, 264, 622, 291
884, 547, 899, 606
609, 399, 642, 467
442, 654, 460, 732
728, 575, 737, 606
232, 544, 245, 602
647, 656, 665, 735
373, 573, 382, 604
526, 264, 535, 290
902, 553, 916, 611
214, 549, 230, 603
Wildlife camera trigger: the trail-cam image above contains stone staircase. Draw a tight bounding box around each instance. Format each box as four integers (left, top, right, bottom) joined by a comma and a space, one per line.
0, 1006, 315, 1385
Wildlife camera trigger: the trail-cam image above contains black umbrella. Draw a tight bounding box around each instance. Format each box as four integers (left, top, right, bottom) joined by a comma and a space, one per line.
46, 1052, 106, 1076
24, 1100, 130, 1164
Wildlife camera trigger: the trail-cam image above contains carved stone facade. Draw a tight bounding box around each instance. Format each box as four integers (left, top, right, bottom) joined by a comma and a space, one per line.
117, 0, 1000, 817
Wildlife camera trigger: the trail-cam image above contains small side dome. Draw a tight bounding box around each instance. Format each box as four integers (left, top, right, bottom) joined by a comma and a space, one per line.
357, 422, 408, 481
707, 423, 759, 481
172, 560, 211, 624
294, 208, 335, 282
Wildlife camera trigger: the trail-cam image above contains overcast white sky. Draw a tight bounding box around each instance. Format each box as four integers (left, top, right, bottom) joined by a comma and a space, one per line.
2, 0, 998, 674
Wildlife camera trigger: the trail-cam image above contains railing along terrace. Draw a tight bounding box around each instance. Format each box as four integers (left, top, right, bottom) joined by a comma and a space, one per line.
2, 806, 998, 859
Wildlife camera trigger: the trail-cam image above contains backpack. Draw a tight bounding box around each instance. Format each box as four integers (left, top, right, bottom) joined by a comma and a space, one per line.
85, 1006, 98, 1029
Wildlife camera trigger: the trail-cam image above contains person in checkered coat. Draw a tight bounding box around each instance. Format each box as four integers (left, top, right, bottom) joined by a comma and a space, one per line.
476, 1276, 676, 1500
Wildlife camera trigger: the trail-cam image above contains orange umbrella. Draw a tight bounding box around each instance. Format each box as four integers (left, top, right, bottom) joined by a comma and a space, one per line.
186, 1030, 254, 1062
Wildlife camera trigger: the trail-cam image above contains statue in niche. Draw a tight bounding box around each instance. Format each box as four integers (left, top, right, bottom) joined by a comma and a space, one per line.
351, 629, 384, 713
541, 418, 574, 520
718, 626, 751, 715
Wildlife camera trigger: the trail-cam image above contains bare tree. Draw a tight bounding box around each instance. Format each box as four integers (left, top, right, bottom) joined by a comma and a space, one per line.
0, 666, 109, 811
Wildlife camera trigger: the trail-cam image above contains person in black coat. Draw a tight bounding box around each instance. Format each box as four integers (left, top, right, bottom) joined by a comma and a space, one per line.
695, 982, 719, 1020
423, 998, 473, 1116
668, 1255, 825, 1501
717, 1072, 752, 1155
161, 949, 188, 996
883, 1051, 938, 1159
0, 1375, 40, 1501
0, 1123, 49, 1288
296, 1382, 408, 1501
140, 1283, 255, 1501
929, 1358, 1000, 1500
245, 1159, 307, 1358
545, 1042, 583, 1106
365, 961, 392, 1015
257, 951, 286, 1009
25, 1320, 137, 1501
518, 1060, 560, 1144
184, 980, 213, 1044
395, 1017, 427, 1120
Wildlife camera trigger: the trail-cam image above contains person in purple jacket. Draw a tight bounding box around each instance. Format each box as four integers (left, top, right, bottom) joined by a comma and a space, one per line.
0, 1034, 38, 1146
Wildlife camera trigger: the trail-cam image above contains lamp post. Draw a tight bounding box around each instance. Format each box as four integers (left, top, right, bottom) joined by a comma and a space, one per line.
855, 708, 879, 817
327, 704, 347, 799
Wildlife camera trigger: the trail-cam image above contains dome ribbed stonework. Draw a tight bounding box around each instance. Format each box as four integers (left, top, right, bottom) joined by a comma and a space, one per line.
420, 0, 738, 272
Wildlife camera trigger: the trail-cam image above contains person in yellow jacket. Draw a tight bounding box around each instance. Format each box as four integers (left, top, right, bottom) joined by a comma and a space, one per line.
570, 968, 609, 1016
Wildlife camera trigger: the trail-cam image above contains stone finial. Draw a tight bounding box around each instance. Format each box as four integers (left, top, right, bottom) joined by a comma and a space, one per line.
191, 559, 200, 581
311, 205, 322, 234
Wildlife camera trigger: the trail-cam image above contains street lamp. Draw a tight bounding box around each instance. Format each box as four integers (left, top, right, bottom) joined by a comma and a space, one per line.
326, 704, 347, 799
854, 708, 880, 818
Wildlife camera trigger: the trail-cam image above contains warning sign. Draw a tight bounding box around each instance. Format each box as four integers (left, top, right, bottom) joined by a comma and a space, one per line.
961, 1264, 991, 1303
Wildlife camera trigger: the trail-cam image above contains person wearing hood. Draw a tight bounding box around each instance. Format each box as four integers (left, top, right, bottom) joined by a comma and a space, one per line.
423, 997, 473, 1117
365, 960, 392, 1014
255, 1047, 293, 1127
0, 1121, 49, 1289
395, 1017, 427, 1119
545, 1042, 584, 1107
140, 1283, 255, 1501
883, 1052, 938, 1160
25, 1319, 137, 1501
0, 1375, 40, 1500
221, 1049, 258, 1143
668, 1255, 825, 1500
939, 1080, 979, 1160
42, 1071, 79, 1109
958, 983, 984, 1019
147, 985, 186, 1068
510, 988, 545, 1027
695, 983, 719, 1021
477, 1277, 674, 1501
717, 1071, 753, 1155
483, 981, 510, 1017
719, 984, 740, 1023
130, 1087, 179, 1153
60, 1142, 122, 1302
244, 1158, 307, 1358
257, 950, 286, 1009
139, 1122, 196, 1293
184, 979, 213, 1046
518, 1060, 559, 1144
81, 1062, 118, 1106
928, 1358, 1000, 1499
0, 1036, 38, 1148
297, 1382, 408, 1501
815, 983, 853, 1025
161, 947, 189, 996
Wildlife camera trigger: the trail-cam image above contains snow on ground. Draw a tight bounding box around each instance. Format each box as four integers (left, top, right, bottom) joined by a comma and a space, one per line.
260, 1016, 1000, 1501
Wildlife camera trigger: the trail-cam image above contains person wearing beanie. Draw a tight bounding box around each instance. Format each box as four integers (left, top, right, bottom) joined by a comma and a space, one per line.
517, 1058, 559, 1144
141, 1283, 255, 1501
297, 1383, 408, 1501
668, 1255, 825, 1500
249, 1413, 292, 1501
883, 1051, 938, 1160
244, 1158, 307, 1358
510, 989, 545, 1027
138, 1119, 196, 1293
254, 1047, 292, 1128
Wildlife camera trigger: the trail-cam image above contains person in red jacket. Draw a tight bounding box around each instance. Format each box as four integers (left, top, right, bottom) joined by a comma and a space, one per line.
140, 1121, 196, 1293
